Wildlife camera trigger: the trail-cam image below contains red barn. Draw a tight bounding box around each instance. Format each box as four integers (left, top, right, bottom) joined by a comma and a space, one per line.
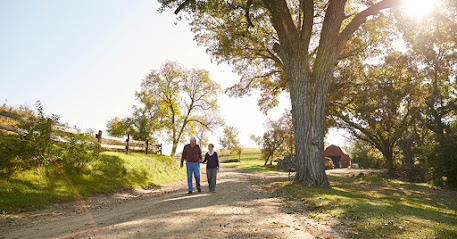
324, 145, 351, 168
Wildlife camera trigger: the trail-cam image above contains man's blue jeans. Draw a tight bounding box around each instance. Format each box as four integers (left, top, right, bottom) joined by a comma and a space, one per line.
186, 162, 201, 192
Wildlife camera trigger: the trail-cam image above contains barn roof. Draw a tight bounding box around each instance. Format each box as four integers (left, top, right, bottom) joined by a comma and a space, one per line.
324, 144, 350, 158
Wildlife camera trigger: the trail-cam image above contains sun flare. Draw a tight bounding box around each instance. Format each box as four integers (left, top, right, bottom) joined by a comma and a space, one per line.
402, 0, 437, 18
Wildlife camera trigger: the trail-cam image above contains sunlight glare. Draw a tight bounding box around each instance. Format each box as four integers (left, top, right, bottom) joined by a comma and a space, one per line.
402, 0, 437, 18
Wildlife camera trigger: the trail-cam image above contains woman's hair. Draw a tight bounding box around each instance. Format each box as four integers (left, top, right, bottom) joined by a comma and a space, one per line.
208, 143, 214, 148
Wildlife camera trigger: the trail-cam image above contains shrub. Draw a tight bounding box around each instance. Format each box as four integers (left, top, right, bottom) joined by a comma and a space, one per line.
426, 133, 457, 189
58, 132, 100, 171
0, 102, 99, 176
349, 140, 385, 169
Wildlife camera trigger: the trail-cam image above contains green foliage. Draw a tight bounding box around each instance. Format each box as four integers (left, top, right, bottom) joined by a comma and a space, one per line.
252, 109, 294, 165
159, 0, 456, 188
219, 125, 242, 160
117, 61, 222, 156
331, 52, 425, 171
57, 132, 100, 172
394, 7, 457, 186
426, 133, 457, 189
0, 102, 99, 176
349, 140, 385, 169
106, 112, 158, 142
158, 1, 411, 113
106, 116, 133, 137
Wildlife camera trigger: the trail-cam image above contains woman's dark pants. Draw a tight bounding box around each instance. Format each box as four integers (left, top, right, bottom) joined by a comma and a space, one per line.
206, 168, 217, 191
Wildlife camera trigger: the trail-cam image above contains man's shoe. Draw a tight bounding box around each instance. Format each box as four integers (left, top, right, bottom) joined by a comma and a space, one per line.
197, 188, 202, 193
188, 191, 193, 194
210, 190, 216, 193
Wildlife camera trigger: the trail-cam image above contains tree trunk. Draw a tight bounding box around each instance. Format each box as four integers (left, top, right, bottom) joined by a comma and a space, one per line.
170, 141, 178, 157
382, 149, 394, 173
264, 152, 272, 166
288, 58, 330, 187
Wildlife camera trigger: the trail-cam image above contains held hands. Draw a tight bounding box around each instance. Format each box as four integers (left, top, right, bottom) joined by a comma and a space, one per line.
180, 164, 183, 168
199, 159, 202, 163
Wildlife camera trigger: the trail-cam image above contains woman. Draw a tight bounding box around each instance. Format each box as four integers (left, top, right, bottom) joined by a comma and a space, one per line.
202, 143, 219, 192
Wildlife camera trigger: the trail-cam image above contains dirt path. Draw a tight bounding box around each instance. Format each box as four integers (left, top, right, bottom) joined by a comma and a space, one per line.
1, 167, 343, 239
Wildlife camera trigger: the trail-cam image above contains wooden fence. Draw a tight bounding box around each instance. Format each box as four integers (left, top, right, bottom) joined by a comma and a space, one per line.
94, 130, 162, 155
0, 110, 161, 155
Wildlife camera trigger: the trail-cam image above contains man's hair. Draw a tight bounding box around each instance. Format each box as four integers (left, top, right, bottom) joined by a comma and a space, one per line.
190, 136, 197, 141
208, 143, 214, 148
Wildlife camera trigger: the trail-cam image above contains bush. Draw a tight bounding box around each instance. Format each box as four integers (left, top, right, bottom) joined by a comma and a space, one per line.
0, 103, 99, 176
349, 140, 385, 169
58, 132, 100, 171
426, 133, 457, 189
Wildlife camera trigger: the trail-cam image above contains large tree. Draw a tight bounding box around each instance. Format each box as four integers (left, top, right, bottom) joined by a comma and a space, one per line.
158, 0, 429, 186
397, 9, 457, 136
331, 52, 424, 172
137, 61, 221, 156
395, 4, 457, 187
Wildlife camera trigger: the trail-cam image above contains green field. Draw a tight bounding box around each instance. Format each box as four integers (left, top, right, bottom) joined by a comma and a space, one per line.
218, 148, 285, 173
0, 151, 186, 216
218, 149, 457, 238
276, 173, 457, 238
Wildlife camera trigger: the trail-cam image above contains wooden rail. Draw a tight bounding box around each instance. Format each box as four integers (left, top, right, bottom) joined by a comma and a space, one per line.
95, 130, 162, 155
0, 110, 162, 155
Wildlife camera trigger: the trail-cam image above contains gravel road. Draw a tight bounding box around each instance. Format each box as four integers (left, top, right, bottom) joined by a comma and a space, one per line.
2, 167, 344, 239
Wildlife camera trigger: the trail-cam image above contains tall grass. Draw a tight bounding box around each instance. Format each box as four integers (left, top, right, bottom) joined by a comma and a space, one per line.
0, 104, 33, 126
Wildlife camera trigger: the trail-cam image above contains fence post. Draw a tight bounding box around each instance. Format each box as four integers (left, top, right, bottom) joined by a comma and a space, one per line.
145, 139, 149, 155
97, 130, 102, 150
126, 134, 130, 155
159, 144, 162, 155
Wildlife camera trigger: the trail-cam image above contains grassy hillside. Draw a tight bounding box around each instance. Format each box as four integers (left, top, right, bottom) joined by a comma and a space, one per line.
0, 152, 186, 215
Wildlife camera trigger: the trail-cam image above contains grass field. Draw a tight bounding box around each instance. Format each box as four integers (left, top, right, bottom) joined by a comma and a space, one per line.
218, 149, 457, 238
218, 148, 285, 173
275, 173, 457, 238
0, 151, 186, 216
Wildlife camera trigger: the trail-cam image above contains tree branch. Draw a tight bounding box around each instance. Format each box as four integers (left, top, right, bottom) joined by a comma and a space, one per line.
340, 0, 401, 43
174, 0, 194, 14
262, 0, 300, 56
245, 0, 254, 28
299, 0, 314, 54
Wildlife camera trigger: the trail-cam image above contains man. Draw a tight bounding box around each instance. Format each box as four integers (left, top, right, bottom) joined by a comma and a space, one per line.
181, 136, 202, 194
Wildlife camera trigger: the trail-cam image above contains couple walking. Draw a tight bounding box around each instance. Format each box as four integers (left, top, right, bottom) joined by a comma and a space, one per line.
180, 137, 219, 194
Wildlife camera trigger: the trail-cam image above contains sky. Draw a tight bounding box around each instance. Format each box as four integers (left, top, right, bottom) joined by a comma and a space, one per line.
0, 0, 349, 155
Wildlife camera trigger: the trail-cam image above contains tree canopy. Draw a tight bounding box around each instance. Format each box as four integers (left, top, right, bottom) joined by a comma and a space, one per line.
108, 61, 222, 156
159, 0, 455, 187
